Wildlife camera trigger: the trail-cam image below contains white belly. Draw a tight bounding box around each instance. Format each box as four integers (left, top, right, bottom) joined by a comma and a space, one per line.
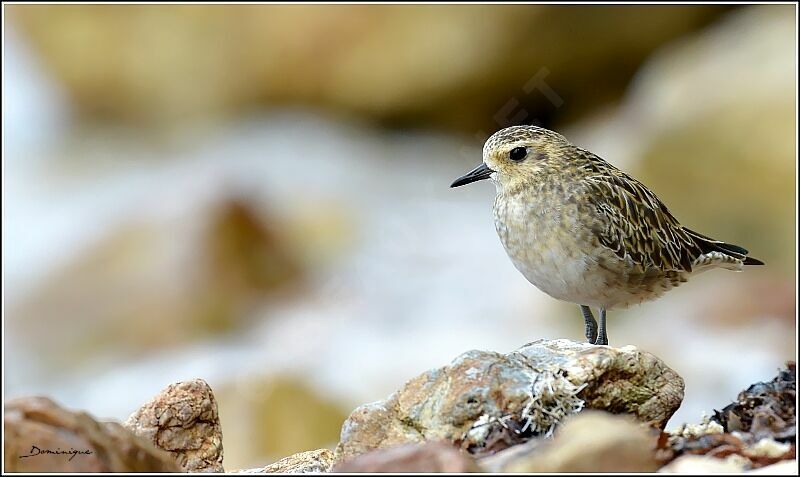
507, 238, 611, 307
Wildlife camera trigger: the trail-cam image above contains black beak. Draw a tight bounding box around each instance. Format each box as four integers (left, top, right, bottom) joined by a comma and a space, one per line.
450, 163, 494, 188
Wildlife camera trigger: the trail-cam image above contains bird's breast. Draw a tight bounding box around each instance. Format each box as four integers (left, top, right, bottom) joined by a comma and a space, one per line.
492, 191, 604, 302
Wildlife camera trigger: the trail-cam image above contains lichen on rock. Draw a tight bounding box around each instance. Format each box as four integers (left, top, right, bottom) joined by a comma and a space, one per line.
519, 368, 588, 437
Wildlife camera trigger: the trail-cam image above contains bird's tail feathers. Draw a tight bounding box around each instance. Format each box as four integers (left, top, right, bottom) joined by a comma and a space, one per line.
683, 227, 764, 266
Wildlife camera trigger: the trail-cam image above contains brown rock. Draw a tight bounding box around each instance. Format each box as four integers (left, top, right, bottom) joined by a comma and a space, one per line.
235, 449, 334, 473
332, 442, 481, 473
124, 379, 224, 472
7, 197, 301, 380
334, 339, 683, 464
3, 396, 179, 472
501, 411, 661, 473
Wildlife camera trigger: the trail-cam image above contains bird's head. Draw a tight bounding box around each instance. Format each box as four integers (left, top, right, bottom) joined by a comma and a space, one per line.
450, 125, 571, 193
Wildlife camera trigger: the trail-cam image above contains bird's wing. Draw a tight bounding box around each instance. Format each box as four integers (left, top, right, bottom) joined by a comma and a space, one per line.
579, 155, 703, 273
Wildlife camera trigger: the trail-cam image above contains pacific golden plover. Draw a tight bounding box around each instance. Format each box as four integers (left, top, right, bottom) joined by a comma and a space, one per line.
451, 125, 763, 345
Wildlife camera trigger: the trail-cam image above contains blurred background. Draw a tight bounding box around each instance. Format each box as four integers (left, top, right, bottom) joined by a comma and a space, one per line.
2, 4, 796, 470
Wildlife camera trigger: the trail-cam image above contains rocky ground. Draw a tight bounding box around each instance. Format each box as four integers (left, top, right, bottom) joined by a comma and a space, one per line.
4, 340, 795, 473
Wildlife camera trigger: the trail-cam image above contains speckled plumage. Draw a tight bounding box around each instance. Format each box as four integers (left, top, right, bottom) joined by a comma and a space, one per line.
452, 125, 762, 345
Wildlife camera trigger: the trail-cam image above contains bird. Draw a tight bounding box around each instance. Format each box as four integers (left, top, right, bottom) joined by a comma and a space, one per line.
450, 125, 763, 346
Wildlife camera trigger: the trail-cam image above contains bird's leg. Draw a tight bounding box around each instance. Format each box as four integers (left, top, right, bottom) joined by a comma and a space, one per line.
594, 308, 608, 346
580, 305, 598, 343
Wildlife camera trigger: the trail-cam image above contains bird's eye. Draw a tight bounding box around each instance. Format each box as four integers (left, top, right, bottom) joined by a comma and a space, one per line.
509, 147, 528, 162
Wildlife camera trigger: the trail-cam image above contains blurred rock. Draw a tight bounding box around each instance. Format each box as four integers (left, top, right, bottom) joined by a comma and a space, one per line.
207, 200, 301, 300
749, 460, 798, 474
659, 423, 794, 471
334, 339, 683, 464
567, 5, 796, 273
4, 396, 180, 472
332, 441, 480, 473
500, 411, 661, 473
476, 437, 542, 472
235, 449, 334, 473
659, 454, 748, 473
7, 196, 302, 371
7, 5, 728, 132
216, 376, 348, 470
124, 379, 224, 472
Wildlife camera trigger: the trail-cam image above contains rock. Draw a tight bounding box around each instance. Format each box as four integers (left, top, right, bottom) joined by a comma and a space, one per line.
332, 442, 481, 473
477, 438, 542, 473
234, 449, 334, 473
749, 438, 794, 459
659, 363, 796, 470
500, 411, 661, 473
666, 433, 795, 470
658, 455, 749, 473
124, 379, 224, 472
749, 460, 798, 474
334, 339, 683, 464
654, 363, 796, 473
6, 5, 728, 131
3, 396, 180, 472
7, 196, 302, 375
658, 425, 794, 472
